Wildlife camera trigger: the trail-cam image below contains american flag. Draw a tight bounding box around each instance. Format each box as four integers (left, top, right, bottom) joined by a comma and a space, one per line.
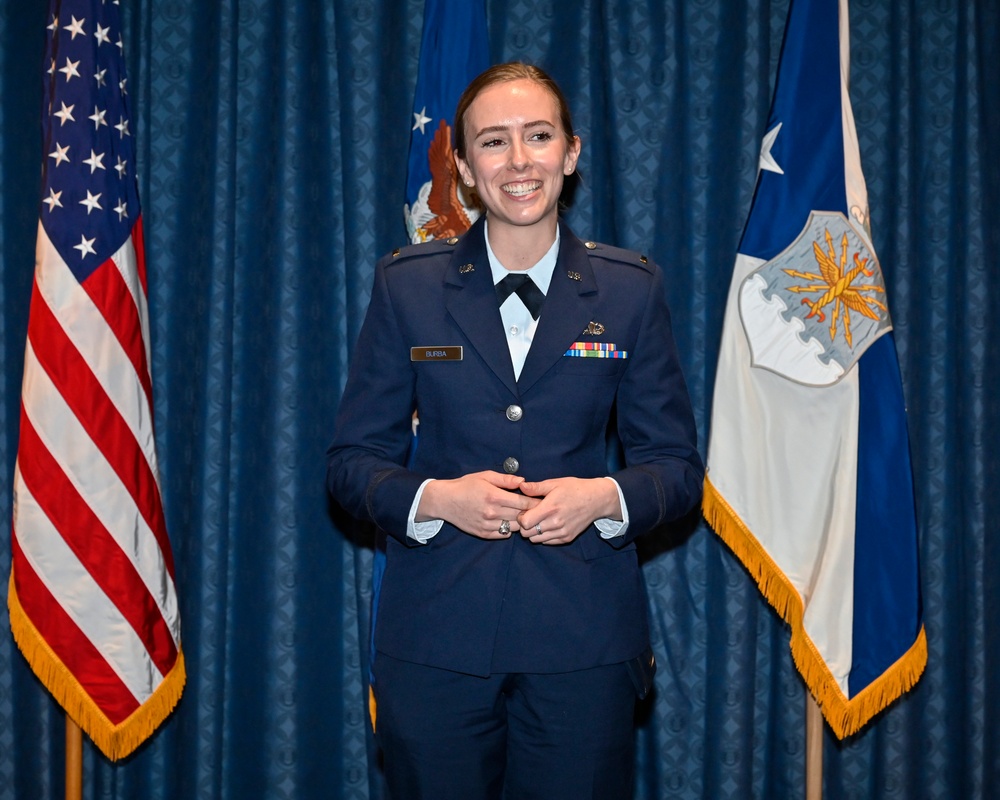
8, 0, 184, 760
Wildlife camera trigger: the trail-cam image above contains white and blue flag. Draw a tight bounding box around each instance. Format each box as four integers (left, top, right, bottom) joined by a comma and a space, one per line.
704, 0, 925, 738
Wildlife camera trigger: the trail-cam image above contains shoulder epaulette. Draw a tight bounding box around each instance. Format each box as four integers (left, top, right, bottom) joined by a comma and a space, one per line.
579, 239, 653, 272
385, 234, 462, 264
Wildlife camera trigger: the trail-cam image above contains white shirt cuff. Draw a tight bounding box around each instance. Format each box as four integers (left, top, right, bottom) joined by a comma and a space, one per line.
595, 477, 629, 539
407, 479, 443, 543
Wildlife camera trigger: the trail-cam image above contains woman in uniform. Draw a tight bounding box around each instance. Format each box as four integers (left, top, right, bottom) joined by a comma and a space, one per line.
327, 62, 703, 800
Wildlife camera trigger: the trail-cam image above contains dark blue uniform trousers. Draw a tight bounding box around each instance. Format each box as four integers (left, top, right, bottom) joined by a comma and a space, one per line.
375, 653, 637, 800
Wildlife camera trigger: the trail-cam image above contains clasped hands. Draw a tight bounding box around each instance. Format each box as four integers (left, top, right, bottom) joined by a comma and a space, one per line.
416, 470, 622, 546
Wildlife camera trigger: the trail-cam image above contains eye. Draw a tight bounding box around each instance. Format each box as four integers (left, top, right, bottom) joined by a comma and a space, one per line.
480, 137, 505, 149
530, 131, 554, 142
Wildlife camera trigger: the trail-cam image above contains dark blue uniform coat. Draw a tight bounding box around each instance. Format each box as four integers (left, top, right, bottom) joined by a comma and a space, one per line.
327, 217, 703, 678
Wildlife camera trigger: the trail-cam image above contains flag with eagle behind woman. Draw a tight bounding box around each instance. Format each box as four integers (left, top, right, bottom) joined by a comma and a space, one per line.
402, 0, 488, 244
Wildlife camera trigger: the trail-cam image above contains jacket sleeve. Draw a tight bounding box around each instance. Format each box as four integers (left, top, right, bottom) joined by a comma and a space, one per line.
325, 257, 430, 545
607, 262, 704, 546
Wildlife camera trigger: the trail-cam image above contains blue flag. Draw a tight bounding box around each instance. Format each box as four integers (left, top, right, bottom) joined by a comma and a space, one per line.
402, 0, 488, 243
704, 0, 925, 738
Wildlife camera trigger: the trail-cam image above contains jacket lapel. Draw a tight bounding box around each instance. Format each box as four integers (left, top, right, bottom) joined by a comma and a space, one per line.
517, 226, 599, 393
443, 218, 519, 394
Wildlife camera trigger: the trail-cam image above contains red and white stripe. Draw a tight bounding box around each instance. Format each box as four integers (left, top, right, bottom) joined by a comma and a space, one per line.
11, 219, 180, 725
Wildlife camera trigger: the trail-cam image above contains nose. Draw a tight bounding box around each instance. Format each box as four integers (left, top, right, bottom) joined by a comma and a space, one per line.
509, 138, 529, 170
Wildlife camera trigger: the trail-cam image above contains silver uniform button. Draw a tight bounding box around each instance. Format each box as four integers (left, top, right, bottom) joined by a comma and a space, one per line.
503, 457, 520, 474
505, 405, 523, 421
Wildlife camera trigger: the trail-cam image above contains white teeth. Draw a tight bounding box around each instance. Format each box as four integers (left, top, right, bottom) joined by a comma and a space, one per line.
503, 181, 540, 197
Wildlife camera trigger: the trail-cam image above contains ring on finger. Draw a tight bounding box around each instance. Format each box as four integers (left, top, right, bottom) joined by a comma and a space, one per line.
499, 520, 511, 535
535, 523, 542, 535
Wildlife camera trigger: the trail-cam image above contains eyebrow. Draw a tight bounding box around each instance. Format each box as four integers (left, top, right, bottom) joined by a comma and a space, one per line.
473, 119, 555, 139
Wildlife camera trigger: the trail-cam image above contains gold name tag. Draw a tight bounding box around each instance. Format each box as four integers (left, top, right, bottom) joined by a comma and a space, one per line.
410, 346, 463, 362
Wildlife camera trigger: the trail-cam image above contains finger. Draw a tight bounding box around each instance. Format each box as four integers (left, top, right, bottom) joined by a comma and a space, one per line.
481, 493, 532, 528
517, 480, 552, 497
515, 499, 549, 528
520, 520, 548, 541
481, 471, 526, 490
524, 520, 585, 545
501, 496, 540, 518
488, 518, 521, 538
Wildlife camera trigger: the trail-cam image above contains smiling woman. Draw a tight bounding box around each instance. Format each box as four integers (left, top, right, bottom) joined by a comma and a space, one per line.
326, 62, 704, 800
453, 68, 580, 270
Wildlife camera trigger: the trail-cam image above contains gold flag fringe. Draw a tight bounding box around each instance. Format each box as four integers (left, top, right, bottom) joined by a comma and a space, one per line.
369, 685, 377, 732
8, 573, 187, 761
702, 477, 927, 739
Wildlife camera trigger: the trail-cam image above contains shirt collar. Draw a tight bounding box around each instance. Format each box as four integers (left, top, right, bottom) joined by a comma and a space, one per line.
484, 218, 560, 295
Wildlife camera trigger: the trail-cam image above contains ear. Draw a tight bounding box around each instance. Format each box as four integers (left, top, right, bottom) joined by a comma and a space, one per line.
455, 154, 474, 187
564, 135, 581, 175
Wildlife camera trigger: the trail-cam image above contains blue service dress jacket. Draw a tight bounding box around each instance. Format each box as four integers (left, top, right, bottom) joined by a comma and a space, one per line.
327, 216, 704, 678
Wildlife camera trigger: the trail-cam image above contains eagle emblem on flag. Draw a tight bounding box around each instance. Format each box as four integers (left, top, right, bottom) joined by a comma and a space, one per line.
738, 210, 891, 386
404, 120, 481, 243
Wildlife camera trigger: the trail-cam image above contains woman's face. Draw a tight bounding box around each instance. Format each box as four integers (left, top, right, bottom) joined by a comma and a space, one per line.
456, 79, 580, 235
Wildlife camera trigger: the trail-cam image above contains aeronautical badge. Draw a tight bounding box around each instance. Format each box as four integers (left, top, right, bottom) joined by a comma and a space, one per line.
738, 211, 891, 386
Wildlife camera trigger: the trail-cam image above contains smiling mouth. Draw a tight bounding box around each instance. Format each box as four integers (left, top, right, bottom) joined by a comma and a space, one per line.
502, 181, 541, 197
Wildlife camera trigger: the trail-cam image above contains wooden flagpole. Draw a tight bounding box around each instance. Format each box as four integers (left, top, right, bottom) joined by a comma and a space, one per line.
805, 694, 823, 800
66, 714, 82, 800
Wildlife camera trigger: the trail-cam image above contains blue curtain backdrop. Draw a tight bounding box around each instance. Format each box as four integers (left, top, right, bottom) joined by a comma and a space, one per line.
1, 0, 997, 797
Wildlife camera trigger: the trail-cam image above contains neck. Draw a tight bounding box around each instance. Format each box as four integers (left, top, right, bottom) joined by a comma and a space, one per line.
485, 216, 558, 271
